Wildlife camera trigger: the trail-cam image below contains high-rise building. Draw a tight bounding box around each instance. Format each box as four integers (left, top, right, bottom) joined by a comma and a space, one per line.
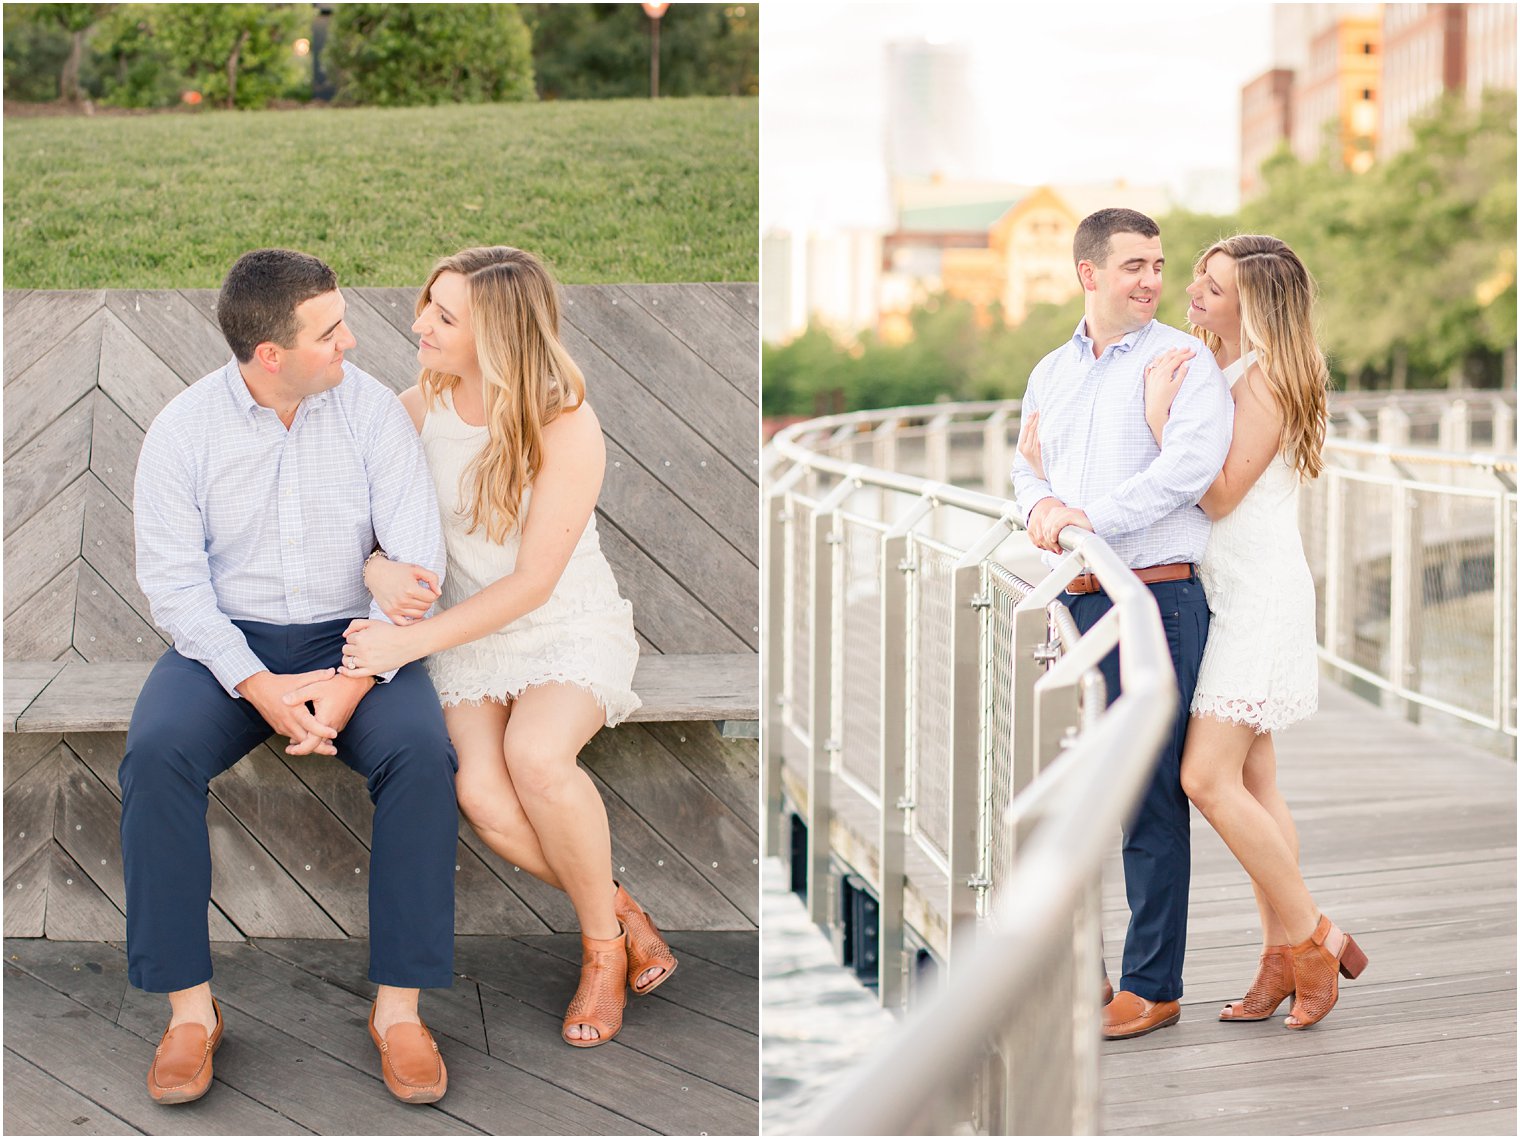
1380, 3, 1468, 157
1240, 69, 1295, 200
1466, 3, 1518, 108
1291, 15, 1382, 171
884, 41, 975, 181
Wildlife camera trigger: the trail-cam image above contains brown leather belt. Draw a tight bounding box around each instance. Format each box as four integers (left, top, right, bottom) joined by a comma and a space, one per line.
1065, 562, 1195, 596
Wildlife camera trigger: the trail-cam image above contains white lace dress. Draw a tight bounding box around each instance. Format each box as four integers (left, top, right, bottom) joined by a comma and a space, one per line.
1192, 352, 1319, 733
419, 389, 642, 726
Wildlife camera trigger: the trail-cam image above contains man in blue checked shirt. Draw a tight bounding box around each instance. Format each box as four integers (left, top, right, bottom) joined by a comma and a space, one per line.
1012, 208, 1233, 1041
123, 250, 454, 1105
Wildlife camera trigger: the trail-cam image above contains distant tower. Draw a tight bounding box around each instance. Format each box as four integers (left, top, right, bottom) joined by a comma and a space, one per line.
885, 41, 974, 180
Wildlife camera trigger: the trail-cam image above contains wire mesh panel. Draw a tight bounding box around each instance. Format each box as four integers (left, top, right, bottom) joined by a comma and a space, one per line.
1408, 485, 1499, 721
1505, 494, 1518, 736
1343, 475, 1396, 676
783, 494, 813, 741
982, 563, 1028, 909
838, 513, 888, 800
910, 537, 959, 863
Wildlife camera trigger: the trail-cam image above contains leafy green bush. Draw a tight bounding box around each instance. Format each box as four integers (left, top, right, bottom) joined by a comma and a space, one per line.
146, 4, 310, 109
326, 4, 535, 107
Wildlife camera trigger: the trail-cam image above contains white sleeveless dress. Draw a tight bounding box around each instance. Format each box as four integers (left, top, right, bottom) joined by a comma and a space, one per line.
418, 389, 642, 726
1191, 352, 1319, 733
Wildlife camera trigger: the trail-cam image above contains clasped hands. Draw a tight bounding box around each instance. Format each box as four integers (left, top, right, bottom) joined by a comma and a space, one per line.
236, 668, 373, 757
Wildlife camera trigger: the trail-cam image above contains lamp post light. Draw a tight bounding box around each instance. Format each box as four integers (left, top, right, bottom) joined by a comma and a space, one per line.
642, 2, 670, 99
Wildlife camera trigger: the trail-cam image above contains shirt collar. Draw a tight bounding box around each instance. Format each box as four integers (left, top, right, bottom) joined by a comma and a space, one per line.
1070, 318, 1154, 358
222, 358, 333, 419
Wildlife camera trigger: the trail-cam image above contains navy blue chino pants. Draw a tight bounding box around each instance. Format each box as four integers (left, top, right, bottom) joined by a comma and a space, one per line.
1063, 574, 1209, 1004
119, 619, 458, 993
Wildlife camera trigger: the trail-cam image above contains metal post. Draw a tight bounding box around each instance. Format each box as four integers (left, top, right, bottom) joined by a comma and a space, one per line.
981, 408, 1011, 495
946, 517, 1017, 958
1387, 482, 1423, 722
1379, 404, 1411, 448
1497, 494, 1516, 735
763, 466, 807, 859
806, 478, 858, 924
877, 495, 935, 1008
1322, 469, 1355, 672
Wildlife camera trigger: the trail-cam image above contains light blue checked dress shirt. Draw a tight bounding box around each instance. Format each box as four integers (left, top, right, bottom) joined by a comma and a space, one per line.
135, 359, 446, 696
1011, 319, 1234, 569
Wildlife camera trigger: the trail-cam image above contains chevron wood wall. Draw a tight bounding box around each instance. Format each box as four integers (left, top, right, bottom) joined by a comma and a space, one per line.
2, 285, 759, 940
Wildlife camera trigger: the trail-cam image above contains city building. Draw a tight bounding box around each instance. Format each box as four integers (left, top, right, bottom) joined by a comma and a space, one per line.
1290, 14, 1381, 171
1240, 68, 1295, 200
1380, 3, 1468, 157
762, 229, 883, 345
885, 40, 976, 181
1465, 2, 1518, 109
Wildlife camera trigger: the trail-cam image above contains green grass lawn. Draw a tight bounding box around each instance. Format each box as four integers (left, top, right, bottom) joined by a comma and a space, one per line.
3, 97, 757, 287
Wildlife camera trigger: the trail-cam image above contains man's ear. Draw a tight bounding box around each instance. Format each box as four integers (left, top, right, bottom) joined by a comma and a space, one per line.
252, 341, 283, 373
1076, 260, 1098, 293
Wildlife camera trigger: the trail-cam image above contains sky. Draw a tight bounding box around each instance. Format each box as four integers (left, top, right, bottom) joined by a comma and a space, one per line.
762, 0, 1277, 230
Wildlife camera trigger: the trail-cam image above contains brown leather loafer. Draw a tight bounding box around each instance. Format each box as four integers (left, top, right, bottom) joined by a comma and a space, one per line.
1102, 976, 1114, 1006
368, 1005, 447, 1104
147, 998, 224, 1104
1102, 990, 1181, 1040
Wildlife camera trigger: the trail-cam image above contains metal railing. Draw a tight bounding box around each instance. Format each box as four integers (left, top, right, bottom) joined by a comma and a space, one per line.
762, 404, 1176, 1134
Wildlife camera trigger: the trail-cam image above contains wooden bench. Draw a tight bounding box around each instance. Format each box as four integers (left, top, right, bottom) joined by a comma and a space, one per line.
3, 284, 759, 943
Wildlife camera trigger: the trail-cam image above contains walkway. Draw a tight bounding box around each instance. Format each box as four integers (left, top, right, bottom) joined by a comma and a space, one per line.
1100, 683, 1516, 1135
4, 931, 757, 1136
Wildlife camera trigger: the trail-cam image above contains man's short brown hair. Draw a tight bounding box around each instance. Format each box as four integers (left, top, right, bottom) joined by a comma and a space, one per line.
217, 249, 338, 363
1073, 208, 1161, 269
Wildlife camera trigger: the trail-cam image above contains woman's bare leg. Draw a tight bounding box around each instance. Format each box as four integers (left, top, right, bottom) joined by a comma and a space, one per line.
1180, 715, 1318, 945
1239, 731, 1301, 945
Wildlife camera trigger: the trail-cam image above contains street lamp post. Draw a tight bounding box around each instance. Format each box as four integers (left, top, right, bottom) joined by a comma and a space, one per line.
642, 2, 670, 98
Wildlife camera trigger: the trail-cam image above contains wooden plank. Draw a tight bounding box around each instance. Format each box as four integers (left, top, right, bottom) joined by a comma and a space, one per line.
475, 980, 757, 1133
6, 933, 134, 1024
5, 745, 61, 882
10, 654, 755, 734
16, 661, 154, 733
628, 653, 758, 722
354, 286, 423, 340
2, 730, 62, 787
562, 287, 757, 472
666, 930, 759, 978
80, 473, 155, 628
598, 520, 753, 654
563, 319, 759, 551
3, 309, 102, 459
3, 563, 80, 664
87, 393, 144, 510
702, 282, 759, 328
102, 291, 231, 384
3, 393, 93, 537
618, 284, 758, 405
4, 662, 67, 732
2, 844, 49, 937
230, 939, 653, 1135
2, 968, 310, 1135
96, 307, 189, 433
73, 560, 169, 664
643, 720, 758, 830
584, 726, 757, 922
340, 289, 423, 395
590, 765, 749, 931
2, 1049, 143, 1136
4, 475, 86, 619
455, 823, 579, 933
599, 439, 758, 643
44, 842, 126, 940
3, 290, 104, 385
54, 745, 130, 915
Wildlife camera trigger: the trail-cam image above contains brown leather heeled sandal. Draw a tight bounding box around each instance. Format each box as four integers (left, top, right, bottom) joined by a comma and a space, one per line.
614, 881, 678, 996
1219, 944, 1294, 1022
562, 927, 628, 1048
1285, 915, 1367, 1029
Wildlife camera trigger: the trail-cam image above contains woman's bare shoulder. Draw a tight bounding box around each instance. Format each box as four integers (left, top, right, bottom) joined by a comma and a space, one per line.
398, 384, 427, 433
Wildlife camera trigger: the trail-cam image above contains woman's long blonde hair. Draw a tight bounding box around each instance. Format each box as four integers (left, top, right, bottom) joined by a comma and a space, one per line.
1188, 234, 1330, 481
417, 247, 586, 541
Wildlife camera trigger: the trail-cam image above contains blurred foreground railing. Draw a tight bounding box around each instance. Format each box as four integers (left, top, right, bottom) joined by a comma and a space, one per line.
762, 405, 1175, 1133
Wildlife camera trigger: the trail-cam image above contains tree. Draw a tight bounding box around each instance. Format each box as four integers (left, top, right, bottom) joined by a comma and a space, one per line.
7, 4, 111, 103
325, 5, 535, 107
147, 4, 309, 109
523, 3, 757, 100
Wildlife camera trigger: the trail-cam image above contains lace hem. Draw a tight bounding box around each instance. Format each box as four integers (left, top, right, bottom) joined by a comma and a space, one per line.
1191, 690, 1317, 735
434, 673, 642, 728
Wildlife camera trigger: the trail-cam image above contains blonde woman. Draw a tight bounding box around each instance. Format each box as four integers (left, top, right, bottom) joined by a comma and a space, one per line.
1142, 234, 1367, 1028
338, 246, 676, 1048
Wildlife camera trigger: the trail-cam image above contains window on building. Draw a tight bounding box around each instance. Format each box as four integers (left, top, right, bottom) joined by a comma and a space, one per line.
1362, 42, 1375, 54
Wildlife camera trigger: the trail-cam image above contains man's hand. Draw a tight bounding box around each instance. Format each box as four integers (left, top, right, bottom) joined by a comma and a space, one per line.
282, 672, 375, 748
236, 669, 343, 756
1026, 497, 1094, 553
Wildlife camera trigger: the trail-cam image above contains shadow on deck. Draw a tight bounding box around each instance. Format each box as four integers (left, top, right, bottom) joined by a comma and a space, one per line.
1099, 683, 1516, 1136
4, 931, 757, 1136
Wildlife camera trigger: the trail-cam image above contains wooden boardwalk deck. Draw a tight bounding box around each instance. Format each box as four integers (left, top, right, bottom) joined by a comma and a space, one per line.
1100, 682, 1516, 1136
4, 931, 757, 1136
